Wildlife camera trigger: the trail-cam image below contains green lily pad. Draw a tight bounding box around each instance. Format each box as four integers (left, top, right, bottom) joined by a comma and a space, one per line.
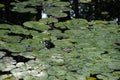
2, 75, 18, 80
12, 7, 37, 13
32, 32, 51, 41
45, 7, 68, 18
0, 3, 5, 8
39, 18, 58, 24
0, 24, 11, 29
79, 0, 92, 3
10, 25, 30, 35
54, 22, 67, 29
0, 30, 10, 37
66, 19, 88, 29
53, 39, 74, 48
0, 41, 26, 52
21, 38, 46, 51
23, 21, 50, 31
52, 2, 70, 7
0, 35, 22, 43
49, 30, 62, 37
97, 73, 120, 80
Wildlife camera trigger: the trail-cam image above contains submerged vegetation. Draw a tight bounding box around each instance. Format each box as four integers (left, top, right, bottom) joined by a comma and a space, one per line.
0, 0, 120, 80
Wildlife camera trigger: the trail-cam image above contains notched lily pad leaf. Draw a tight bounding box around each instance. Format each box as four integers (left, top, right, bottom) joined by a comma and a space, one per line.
1, 42, 26, 52
23, 21, 50, 31
49, 30, 62, 37
53, 39, 73, 48
65, 19, 88, 29
1, 35, 22, 43
32, 32, 51, 41
39, 18, 58, 24
0, 30, 10, 37
21, 38, 46, 51
45, 7, 68, 18
52, 2, 70, 7
10, 25, 30, 35
54, 22, 67, 29
0, 24, 11, 29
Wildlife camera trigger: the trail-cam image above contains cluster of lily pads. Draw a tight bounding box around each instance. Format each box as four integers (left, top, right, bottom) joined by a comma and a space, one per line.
10, 0, 70, 18
0, 17, 120, 80
10, 0, 92, 19
0, 0, 120, 80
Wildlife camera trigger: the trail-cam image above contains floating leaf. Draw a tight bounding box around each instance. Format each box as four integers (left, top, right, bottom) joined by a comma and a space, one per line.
52, 2, 70, 7
0, 3, 5, 8
0, 41, 26, 52
79, 0, 92, 3
10, 25, 30, 35
1, 35, 22, 43
21, 38, 46, 51
87, 77, 97, 80
39, 18, 58, 24
66, 19, 88, 29
0, 24, 11, 29
45, 7, 68, 18
23, 21, 50, 31
0, 30, 10, 37
54, 22, 67, 29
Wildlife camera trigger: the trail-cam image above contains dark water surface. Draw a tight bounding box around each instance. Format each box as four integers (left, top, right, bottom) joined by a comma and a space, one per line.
0, 0, 120, 25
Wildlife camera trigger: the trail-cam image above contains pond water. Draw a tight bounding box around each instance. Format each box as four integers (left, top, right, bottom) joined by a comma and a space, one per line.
0, 0, 120, 25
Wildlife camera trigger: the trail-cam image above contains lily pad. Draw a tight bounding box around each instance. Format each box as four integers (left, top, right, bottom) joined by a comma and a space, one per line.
10, 25, 30, 35
0, 41, 26, 52
0, 3, 5, 8
54, 22, 68, 29
52, 2, 70, 7
1, 35, 22, 43
0, 24, 11, 29
66, 19, 88, 29
45, 7, 68, 18
79, 0, 92, 3
0, 30, 10, 37
39, 18, 58, 24
53, 39, 74, 48
23, 21, 50, 31
21, 38, 46, 51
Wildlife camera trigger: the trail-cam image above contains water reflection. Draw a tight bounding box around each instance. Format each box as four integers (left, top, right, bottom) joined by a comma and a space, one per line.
80, 0, 119, 22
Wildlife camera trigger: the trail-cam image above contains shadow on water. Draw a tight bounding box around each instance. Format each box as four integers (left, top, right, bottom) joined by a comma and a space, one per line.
78, 0, 120, 22
0, 0, 37, 25
0, 0, 120, 25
